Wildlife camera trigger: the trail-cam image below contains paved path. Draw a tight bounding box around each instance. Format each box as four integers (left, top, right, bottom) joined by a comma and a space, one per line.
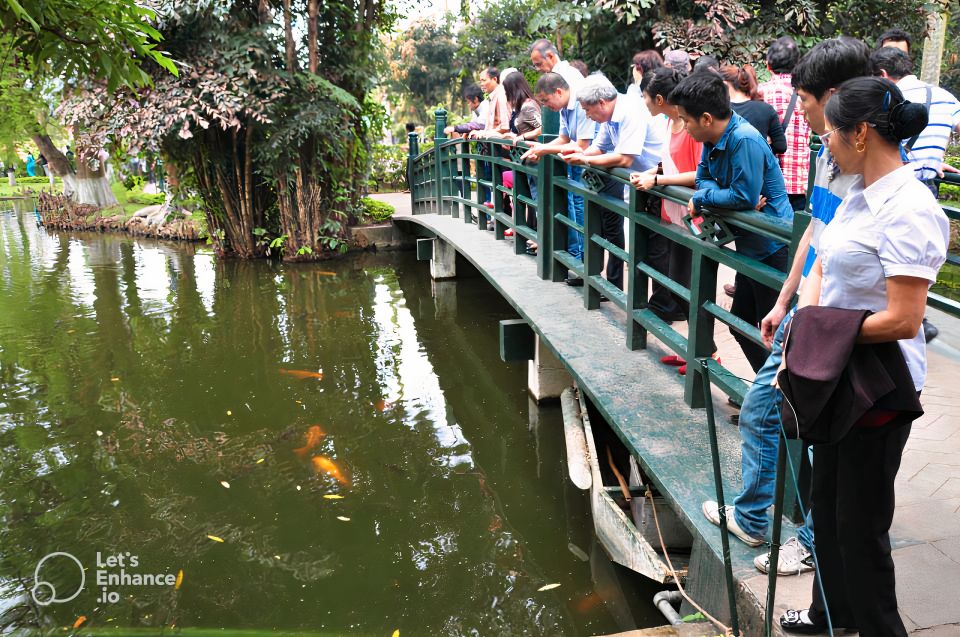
379, 194, 960, 635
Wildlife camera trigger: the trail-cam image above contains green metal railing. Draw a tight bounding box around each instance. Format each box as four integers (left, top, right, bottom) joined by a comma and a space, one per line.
408, 108, 960, 409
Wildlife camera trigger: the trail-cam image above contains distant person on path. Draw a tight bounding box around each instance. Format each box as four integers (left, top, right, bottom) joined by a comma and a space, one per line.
877, 27, 911, 53
529, 38, 585, 90
871, 47, 960, 195
563, 73, 664, 292
522, 72, 599, 279
25, 153, 36, 177
720, 64, 788, 155
693, 54, 720, 74
471, 66, 511, 138
671, 71, 793, 371
759, 36, 812, 212
698, 38, 871, 586
779, 76, 947, 637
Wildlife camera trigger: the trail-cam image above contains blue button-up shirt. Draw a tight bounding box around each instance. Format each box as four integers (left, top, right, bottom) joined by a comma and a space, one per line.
692, 112, 794, 260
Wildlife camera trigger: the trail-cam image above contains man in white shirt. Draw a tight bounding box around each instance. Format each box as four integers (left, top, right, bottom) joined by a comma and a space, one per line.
529, 39, 584, 91
871, 47, 960, 195
562, 73, 664, 291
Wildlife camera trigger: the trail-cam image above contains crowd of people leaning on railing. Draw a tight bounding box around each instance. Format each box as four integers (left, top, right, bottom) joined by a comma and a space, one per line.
429, 30, 959, 637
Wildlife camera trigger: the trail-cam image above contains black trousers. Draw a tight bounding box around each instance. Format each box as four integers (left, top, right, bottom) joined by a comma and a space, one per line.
730, 246, 788, 372
808, 421, 912, 636
598, 178, 626, 290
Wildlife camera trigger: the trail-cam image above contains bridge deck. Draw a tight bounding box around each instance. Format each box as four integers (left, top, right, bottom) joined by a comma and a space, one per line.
378, 190, 960, 636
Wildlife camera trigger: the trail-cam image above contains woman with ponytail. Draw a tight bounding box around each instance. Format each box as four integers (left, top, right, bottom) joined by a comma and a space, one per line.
779, 77, 949, 636
720, 64, 787, 155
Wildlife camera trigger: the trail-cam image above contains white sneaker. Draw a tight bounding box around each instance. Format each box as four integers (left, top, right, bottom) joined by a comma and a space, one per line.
755, 536, 814, 575
702, 500, 764, 547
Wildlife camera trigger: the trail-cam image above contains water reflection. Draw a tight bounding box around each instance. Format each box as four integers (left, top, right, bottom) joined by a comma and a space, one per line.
0, 207, 659, 635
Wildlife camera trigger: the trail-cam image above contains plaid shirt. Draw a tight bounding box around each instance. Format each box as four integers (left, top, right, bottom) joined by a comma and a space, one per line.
758, 73, 811, 195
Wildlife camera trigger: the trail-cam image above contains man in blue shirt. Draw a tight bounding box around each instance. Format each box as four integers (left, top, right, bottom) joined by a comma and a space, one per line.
563, 73, 664, 291
670, 71, 794, 371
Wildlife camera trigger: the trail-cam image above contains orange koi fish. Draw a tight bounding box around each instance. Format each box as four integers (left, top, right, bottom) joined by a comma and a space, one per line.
311, 455, 350, 485
293, 425, 326, 458
279, 368, 324, 380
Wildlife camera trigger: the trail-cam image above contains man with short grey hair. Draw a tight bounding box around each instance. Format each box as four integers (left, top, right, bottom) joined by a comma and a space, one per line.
529, 38, 584, 91
563, 73, 664, 291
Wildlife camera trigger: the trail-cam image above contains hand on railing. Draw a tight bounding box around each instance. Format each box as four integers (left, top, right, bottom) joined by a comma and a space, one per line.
560, 150, 589, 167
629, 168, 659, 191
519, 143, 543, 162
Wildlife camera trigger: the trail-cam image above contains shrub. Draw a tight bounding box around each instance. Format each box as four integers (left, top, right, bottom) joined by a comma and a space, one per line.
368, 144, 408, 191
360, 197, 395, 222
128, 192, 167, 206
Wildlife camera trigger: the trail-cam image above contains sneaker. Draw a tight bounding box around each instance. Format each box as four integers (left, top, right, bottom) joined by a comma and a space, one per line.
702, 501, 764, 547
755, 537, 814, 575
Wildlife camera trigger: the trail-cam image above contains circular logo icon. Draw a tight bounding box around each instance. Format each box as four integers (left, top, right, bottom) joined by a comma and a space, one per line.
31, 552, 85, 606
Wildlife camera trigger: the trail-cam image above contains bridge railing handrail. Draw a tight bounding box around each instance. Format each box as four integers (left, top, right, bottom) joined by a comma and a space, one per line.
407, 109, 959, 407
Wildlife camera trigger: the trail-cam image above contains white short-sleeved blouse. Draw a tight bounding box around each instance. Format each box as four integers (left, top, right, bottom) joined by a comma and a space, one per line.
817, 164, 949, 390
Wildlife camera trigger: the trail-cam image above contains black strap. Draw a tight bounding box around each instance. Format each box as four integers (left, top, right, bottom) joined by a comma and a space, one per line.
905, 86, 933, 153
782, 90, 799, 129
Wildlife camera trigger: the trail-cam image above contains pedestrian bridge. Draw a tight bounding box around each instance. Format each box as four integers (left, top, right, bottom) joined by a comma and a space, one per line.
386, 110, 960, 635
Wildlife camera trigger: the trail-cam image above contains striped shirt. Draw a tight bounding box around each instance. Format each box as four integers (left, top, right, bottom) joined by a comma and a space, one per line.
897, 75, 960, 181
758, 73, 811, 196
802, 145, 860, 279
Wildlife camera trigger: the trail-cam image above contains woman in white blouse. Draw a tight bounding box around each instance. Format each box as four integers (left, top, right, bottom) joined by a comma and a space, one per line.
780, 77, 949, 636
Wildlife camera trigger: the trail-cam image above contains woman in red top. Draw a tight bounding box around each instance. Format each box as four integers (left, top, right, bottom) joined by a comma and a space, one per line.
629, 67, 716, 374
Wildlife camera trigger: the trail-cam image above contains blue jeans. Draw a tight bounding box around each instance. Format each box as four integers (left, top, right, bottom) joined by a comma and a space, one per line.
567, 165, 584, 261
734, 311, 814, 549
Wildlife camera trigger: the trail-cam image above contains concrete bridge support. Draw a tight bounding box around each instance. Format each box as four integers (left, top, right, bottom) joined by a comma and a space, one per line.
528, 335, 572, 403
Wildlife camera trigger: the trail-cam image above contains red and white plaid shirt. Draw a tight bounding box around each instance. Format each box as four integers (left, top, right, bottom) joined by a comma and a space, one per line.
758, 73, 811, 195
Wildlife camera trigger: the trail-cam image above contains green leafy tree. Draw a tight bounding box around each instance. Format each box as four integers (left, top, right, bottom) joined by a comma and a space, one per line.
386, 17, 463, 121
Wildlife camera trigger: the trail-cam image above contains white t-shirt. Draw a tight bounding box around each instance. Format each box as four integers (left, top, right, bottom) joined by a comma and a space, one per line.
898, 75, 960, 181
817, 164, 949, 390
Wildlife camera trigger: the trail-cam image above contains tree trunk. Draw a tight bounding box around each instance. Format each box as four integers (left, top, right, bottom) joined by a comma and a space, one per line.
920, 9, 949, 85
72, 148, 118, 208
308, 0, 318, 74
31, 134, 72, 177
283, 0, 296, 72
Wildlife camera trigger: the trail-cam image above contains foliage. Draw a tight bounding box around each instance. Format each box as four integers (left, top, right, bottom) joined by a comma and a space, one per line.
0, 0, 176, 90
360, 196, 396, 221
61, 0, 396, 260
368, 144, 408, 190
385, 17, 464, 121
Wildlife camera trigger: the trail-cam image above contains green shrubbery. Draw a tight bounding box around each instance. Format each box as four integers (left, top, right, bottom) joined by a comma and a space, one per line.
368, 144, 408, 191
360, 197, 395, 222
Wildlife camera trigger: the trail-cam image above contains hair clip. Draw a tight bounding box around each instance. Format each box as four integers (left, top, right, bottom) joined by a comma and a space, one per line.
882, 91, 891, 112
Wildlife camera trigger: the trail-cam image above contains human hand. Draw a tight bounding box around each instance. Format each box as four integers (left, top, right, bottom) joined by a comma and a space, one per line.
630, 171, 656, 191
687, 198, 696, 214
443, 125, 455, 134
563, 152, 587, 166
760, 303, 787, 348
940, 162, 959, 177
520, 145, 541, 162
755, 195, 767, 211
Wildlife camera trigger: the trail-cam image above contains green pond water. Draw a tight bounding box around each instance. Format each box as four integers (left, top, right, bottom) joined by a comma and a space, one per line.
0, 200, 663, 636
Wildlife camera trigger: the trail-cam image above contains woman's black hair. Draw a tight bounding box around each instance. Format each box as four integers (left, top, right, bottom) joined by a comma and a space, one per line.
824, 76, 927, 145
641, 66, 686, 100
502, 72, 536, 112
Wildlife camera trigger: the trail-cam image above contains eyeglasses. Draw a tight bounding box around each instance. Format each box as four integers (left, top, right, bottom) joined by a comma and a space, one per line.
820, 125, 842, 144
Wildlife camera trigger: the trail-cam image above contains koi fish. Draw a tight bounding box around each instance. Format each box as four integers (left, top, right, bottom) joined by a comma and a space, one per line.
174, 569, 184, 590
574, 592, 604, 613
279, 368, 324, 380
73, 616, 88, 629
311, 455, 350, 485
293, 425, 326, 458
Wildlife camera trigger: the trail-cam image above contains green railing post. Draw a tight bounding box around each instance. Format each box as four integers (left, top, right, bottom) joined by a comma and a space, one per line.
625, 188, 647, 351
408, 131, 419, 214
434, 108, 448, 215
536, 105, 559, 280
685, 248, 719, 408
